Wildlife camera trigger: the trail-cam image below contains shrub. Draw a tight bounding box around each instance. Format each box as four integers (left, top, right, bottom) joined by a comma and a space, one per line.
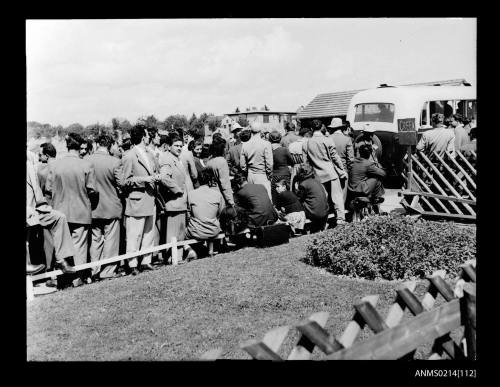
304, 215, 476, 281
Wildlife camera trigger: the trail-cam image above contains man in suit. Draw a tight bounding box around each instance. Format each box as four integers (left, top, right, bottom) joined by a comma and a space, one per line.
226, 124, 243, 175
88, 134, 124, 279
158, 132, 190, 262
240, 122, 274, 199
416, 113, 455, 157
302, 119, 347, 223
37, 142, 57, 203
348, 144, 386, 202
328, 118, 354, 202
122, 124, 161, 275
46, 132, 97, 280
27, 159, 76, 274
37, 142, 57, 269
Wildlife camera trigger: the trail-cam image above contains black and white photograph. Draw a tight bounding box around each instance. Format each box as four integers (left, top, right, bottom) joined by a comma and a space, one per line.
26, 18, 477, 364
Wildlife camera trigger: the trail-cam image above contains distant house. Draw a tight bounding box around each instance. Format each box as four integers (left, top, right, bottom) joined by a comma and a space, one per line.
297, 79, 470, 127
225, 107, 297, 135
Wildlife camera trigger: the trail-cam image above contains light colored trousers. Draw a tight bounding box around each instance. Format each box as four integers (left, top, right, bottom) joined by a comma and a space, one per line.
166, 211, 187, 261
90, 218, 120, 277
323, 178, 346, 221
32, 209, 75, 265
125, 214, 156, 268
247, 172, 272, 200
68, 223, 90, 266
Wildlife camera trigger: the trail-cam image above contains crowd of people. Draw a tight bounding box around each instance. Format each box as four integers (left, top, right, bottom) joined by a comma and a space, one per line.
26, 112, 476, 287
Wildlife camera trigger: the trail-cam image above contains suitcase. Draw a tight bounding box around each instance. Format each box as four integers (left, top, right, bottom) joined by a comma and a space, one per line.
252, 222, 291, 248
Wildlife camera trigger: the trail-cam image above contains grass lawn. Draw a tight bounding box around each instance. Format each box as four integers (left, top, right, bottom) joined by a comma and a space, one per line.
27, 233, 438, 361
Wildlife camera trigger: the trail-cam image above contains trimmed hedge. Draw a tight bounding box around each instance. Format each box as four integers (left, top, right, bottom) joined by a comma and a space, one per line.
304, 215, 476, 281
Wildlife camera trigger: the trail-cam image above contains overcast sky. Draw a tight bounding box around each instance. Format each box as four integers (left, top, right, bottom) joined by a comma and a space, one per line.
26, 18, 476, 127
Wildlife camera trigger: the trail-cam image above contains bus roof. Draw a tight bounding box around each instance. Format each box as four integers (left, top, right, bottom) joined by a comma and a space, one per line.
350, 86, 476, 106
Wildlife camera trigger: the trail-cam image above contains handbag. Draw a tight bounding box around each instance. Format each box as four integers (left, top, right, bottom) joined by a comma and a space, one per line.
252, 221, 291, 248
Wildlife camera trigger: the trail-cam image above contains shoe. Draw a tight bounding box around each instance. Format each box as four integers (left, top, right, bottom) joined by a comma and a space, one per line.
55, 260, 76, 274
27, 263, 45, 275
185, 249, 198, 261
45, 278, 57, 287
72, 278, 84, 287
140, 264, 154, 272
131, 268, 139, 276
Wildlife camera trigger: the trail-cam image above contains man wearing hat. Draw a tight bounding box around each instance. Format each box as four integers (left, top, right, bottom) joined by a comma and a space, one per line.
302, 119, 347, 223
227, 123, 244, 176
354, 124, 383, 163
328, 118, 354, 202
329, 118, 354, 174
416, 113, 455, 157
240, 121, 273, 199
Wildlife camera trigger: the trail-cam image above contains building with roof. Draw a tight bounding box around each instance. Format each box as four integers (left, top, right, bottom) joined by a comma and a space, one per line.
297, 79, 470, 126
224, 107, 298, 135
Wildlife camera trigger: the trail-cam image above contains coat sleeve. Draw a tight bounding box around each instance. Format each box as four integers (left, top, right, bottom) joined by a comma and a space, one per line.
159, 158, 183, 195
45, 164, 53, 196
217, 160, 235, 206
346, 139, 354, 172
366, 163, 387, 179
416, 133, 426, 152
296, 182, 306, 202
86, 164, 99, 209
447, 133, 456, 156
217, 192, 225, 217
285, 148, 294, 167
188, 153, 198, 181
264, 142, 273, 176
327, 139, 345, 172
239, 146, 247, 173
122, 153, 146, 188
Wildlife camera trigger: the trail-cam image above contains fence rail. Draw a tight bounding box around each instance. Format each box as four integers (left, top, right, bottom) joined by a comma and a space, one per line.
401, 149, 477, 221
201, 260, 476, 360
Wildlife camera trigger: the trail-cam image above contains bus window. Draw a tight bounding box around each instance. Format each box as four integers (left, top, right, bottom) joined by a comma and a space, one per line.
429, 100, 454, 119
354, 103, 395, 123
456, 100, 477, 121
420, 102, 428, 126
466, 100, 476, 120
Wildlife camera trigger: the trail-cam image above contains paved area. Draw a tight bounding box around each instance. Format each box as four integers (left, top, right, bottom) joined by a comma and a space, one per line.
380, 188, 406, 215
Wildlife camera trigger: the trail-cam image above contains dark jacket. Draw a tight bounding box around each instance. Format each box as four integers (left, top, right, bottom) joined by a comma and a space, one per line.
46, 153, 98, 225
276, 190, 303, 214
348, 157, 386, 195
272, 146, 294, 177
235, 183, 277, 227
227, 142, 243, 175
88, 150, 123, 220
296, 177, 329, 220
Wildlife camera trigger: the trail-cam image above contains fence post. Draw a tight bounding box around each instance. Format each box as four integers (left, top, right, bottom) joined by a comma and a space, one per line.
461, 283, 476, 360
171, 237, 178, 266
407, 145, 412, 191
26, 275, 34, 301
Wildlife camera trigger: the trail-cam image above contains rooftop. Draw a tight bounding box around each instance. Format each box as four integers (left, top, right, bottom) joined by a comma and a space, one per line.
297, 79, 469, 119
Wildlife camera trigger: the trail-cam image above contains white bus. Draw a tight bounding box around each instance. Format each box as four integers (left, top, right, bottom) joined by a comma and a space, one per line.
346, 85, 476, 176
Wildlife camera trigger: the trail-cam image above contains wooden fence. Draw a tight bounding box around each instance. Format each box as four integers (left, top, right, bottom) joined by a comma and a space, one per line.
400, 149, 477, 221
200, 260, 476, 360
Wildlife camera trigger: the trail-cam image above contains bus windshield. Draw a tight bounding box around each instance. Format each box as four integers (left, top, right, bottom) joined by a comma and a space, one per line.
354, 103, 395, 123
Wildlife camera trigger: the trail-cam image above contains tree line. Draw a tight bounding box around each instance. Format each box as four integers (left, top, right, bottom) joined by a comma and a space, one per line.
27, 113, 224, 140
